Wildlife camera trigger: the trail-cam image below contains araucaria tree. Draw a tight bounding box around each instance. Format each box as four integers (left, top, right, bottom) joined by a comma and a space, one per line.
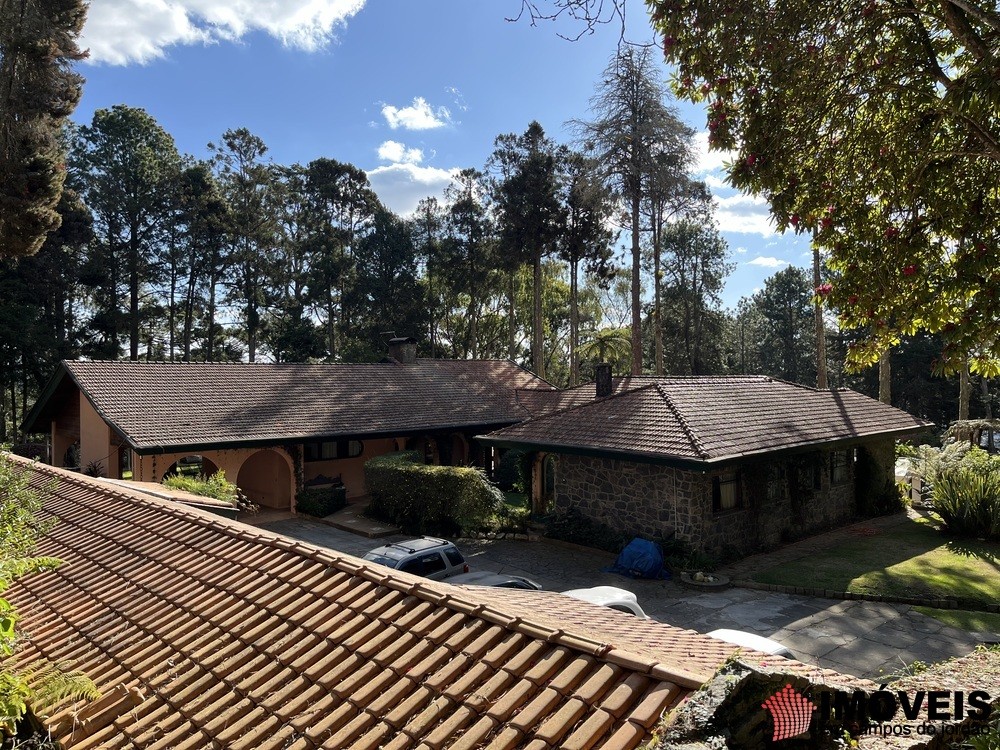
577, 46, 696, 375
651, 0, 1000, 374
0, 0, 86, 258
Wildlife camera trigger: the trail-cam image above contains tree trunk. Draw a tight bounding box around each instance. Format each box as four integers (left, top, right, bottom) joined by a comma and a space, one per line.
813, 243, 828, 388
533, 250, 544, 378
653, 216, 663, 376
207, 273, 217, 361
570, 260, 579, 387
129, 231, 140, 361
630, 195, 642, 376
508, 271, 516, 361
959, 362, 971, 420
879, 349, 891, 404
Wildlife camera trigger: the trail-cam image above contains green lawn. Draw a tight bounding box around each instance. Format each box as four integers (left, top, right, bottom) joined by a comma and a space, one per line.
503, 492, 529, 510
753, 515, 1000, 619
914, 607, 1000, 634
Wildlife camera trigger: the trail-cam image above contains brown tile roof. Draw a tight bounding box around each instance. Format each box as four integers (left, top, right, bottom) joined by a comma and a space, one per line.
487, 376, 931, 466
6, 457, 762, 749
27, 359, 553, 452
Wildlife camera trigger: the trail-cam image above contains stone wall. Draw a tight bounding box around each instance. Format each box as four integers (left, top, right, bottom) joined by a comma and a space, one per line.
552, 447, 863, 557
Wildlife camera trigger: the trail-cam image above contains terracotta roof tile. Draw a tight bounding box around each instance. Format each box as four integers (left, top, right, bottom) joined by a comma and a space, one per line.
490, 376, 931, 464
31, 359, 553, 450
5, 456, 796, 749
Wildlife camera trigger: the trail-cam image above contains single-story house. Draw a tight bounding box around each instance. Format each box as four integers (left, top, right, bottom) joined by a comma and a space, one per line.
21, 338, 552, 510
482, 370, 931, 556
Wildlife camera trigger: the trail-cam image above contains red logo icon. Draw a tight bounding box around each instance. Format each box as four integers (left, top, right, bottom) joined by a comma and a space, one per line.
762, 684, 815, 741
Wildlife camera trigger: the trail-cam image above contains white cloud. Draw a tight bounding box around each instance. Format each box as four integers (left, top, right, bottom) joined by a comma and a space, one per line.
747, 256, 789, 268
367, 162, 457, 216
377, 140, 423, 165
713, 192, 777, 237
381, 97, 452, 130
81, 0, 366, 65
693, 130, 735, 175
735, 246, 748, 254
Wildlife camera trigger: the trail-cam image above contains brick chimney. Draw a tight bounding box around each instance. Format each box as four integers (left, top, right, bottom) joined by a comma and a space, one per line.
595, 363, 612, 398
388, 336, 418, 364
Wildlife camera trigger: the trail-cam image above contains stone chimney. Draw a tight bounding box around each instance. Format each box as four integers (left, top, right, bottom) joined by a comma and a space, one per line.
595, 363, 612, 398
388, 336, 418, 364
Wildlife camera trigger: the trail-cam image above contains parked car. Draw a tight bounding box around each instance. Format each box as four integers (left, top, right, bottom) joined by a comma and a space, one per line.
362, 537, 469, 580
562, 586, 648, 617
448, 571, 542, 590
706, 629, 795, 658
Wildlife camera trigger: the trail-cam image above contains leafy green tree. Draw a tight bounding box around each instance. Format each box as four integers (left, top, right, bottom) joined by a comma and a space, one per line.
557, 151, 616, 385
749, 266, 817, 384
0, 0, 86, 259
490, 122, 566, 377
347, 207, 425, 361
411, 197, 445, 357
656, 220, 733, 375
300, 158, 379, 360
440, 169, 497, 359
576, 46, 696, 375
650, 0, 1000, 375
210, 128, 278, 363
0, 453, 98, 730
75, 106, 181, 361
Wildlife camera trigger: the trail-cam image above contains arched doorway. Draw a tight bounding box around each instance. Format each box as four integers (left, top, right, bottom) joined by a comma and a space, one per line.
532, 453, 558, 515
237, 450, 292, 509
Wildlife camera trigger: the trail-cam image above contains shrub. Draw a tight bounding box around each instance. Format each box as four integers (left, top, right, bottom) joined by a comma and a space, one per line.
364, 452, 505, 536
494, 449, 526, 492
932, 468, 1000, 540
163, 470, 238, 506
295, 486, 347, 518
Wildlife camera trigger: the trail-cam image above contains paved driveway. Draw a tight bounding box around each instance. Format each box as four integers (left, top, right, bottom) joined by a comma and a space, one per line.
252, 516, 986, 680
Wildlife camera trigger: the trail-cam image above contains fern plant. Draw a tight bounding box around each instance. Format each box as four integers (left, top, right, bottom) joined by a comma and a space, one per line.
0, 452, 100, 735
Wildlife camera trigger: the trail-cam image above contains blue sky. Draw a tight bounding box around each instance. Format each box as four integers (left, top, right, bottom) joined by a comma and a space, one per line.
74, 0, 809, 309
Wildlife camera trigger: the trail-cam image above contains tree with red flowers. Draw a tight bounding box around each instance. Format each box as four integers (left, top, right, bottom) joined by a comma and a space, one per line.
516, 0, 1000, 375
651, 0, 1000, 375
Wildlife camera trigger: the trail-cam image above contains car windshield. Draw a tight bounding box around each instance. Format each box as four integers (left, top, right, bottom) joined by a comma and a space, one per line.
362, 553, 398, 567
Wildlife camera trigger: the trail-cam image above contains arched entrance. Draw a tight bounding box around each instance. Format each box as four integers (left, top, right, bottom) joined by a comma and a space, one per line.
237, 450, 292, 509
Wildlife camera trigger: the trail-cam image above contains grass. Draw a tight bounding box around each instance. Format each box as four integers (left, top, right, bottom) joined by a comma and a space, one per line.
915, 606, 1000, 634
503, 492, 529, 510
753, 514, 1000, 614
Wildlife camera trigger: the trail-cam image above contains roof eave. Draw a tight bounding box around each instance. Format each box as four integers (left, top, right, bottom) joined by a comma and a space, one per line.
132, 420, 524, 456
20, 362, 73, 435
477, 424, 930, 471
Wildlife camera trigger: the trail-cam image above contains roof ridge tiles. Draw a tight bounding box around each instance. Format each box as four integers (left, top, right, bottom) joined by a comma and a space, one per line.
654, 384, 709, 460
495, 381, 665, 429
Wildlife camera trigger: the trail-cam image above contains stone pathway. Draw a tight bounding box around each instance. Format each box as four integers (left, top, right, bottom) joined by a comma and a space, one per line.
243, 515, 990, 681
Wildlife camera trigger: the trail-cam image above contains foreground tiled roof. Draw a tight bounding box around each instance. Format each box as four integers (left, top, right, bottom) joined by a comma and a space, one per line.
26, 360, 553, 452
6, 457, 758, 749
487, 376, 931, 465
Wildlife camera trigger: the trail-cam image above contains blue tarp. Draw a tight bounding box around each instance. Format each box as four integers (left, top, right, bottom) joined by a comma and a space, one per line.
603, 538, 670, 580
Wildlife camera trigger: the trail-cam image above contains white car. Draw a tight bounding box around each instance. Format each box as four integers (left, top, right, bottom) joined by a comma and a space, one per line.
707, 628, 795, 658
562, 586, 648, 617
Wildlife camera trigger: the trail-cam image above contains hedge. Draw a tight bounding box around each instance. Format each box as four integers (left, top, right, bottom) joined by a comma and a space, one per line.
296, 485, 347, 518
364, 451, 505, 535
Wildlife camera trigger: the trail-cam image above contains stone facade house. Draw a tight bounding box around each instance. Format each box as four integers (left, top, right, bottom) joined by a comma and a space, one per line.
22, 338, 552, 510
483, 373, 930, 557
